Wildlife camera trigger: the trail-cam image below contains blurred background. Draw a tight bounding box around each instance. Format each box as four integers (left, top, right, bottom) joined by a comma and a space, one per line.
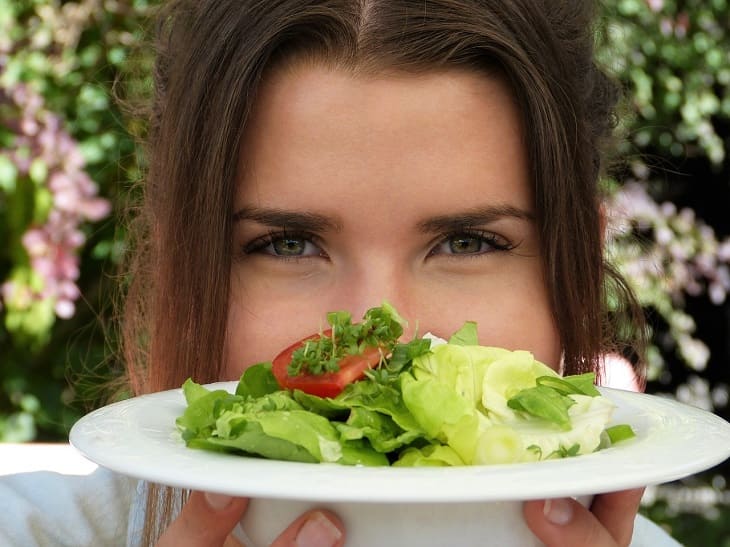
0, 0, 728, 544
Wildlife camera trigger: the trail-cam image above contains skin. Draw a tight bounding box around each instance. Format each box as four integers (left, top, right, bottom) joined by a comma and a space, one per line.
160, 64, 643, 547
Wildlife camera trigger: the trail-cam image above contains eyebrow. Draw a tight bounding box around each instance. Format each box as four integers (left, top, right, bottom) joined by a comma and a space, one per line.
233, 206, 342, 232
417, 205, 534, 233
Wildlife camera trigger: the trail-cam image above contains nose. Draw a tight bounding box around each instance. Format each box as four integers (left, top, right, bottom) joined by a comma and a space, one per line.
333, 261, 417, 339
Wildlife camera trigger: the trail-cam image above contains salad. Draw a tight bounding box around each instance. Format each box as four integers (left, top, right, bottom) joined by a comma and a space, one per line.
176, 303, 634, 467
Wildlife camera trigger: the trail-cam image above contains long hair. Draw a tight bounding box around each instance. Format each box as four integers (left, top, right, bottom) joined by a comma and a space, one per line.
121, 1, 646, 542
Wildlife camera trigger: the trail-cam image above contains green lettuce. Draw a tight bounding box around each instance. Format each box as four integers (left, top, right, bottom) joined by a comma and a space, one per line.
176, 314, 634, 467
398, 342, 617, 465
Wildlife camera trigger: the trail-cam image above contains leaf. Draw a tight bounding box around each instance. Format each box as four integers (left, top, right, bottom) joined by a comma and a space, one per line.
385, 338, 431, 375
338, 377, 424, 434
507, 385, 575, 430
176, 382, 232, 437
605, 424, 636, 444
536, 373, 600, 397
337, 407, 421, 453
327, 310, 352, 331
0, 154, 18, 193
552, 443, 581, 458
448, 321, 478, 346
560, 373, 600, 396
235, 362, 279, 398
28, 158, 47, 186
394, 445, 465, 467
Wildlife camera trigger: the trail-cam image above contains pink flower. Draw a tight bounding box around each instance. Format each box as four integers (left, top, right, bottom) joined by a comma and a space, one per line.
3, 79, 113, 321
54, 299, 75, 319
646, 0, 664, 13
80, 197, 111, 221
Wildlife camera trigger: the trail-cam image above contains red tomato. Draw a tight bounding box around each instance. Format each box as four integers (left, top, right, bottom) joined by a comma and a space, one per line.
271, 331, 383, 398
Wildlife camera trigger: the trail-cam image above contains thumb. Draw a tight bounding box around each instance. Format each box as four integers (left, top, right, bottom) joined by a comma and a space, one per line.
157, 491, 249, 547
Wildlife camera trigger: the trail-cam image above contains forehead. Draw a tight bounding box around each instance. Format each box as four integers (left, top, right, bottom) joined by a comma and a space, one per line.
236, 63, 530, 213
242, 61, 522, 143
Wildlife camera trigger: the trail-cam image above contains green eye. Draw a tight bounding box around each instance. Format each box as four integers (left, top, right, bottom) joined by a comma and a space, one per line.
430, 231, 513, 256
273, 237, 307, 256
448, 236, 483, 254
243, 231, 325, 258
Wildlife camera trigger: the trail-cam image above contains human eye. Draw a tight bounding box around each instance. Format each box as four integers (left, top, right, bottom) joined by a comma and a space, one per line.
242, 231, 326, 259
428, 230, 515, 257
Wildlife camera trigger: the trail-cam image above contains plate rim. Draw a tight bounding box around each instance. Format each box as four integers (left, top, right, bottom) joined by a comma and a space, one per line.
69, 383, 730, 502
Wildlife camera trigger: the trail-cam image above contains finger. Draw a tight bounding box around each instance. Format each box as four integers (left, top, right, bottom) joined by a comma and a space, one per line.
157, 491, 249, 547
590, 488, 645, 546
524, 497, 618, 547
270, 509, 345, 547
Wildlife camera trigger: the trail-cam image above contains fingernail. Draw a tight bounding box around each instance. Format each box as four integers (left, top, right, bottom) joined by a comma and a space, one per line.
295, 511, 343, 547
204, 492, 233, 511
543, 498, 573, 525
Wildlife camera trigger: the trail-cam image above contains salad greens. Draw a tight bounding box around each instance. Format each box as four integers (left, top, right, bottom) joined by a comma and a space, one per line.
287, 303, 405, 376
177, 306, 635, 467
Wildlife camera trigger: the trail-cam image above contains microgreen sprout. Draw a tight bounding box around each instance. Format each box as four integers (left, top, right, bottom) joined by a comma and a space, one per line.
287, 303, 406, 376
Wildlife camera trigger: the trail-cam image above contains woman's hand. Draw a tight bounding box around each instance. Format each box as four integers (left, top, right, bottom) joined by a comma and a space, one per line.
523, 488, 645, 547
157, 491, 345, 547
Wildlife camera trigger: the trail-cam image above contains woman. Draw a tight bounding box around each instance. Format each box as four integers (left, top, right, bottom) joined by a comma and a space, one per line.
133, 0, 663, 545
0, 0, 679, 546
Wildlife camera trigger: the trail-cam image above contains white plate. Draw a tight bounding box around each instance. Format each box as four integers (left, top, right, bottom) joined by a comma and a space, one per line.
69, 383, 730, 502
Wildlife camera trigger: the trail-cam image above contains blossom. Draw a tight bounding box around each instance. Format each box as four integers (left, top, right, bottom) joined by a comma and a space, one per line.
607, 178, 728, 377
1, 81, 110, 320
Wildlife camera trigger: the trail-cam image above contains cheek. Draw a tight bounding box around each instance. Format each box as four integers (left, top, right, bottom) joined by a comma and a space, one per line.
480, 269, 561, 369
414, 275, 561, 370
477, 310, 561, 370
484, 289, 561, 370
224, 304, 282, 379
224, 290, 329, 379
426, 307, 560, 370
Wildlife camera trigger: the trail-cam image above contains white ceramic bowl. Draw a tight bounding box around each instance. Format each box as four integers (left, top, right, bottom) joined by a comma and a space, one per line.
238, 497, 590, 547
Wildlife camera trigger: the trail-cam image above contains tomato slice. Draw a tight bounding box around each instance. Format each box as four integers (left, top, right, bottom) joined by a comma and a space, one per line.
271, 330, 383, 398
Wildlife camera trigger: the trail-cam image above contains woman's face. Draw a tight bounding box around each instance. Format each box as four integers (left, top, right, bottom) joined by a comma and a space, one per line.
225, 63, 561, 378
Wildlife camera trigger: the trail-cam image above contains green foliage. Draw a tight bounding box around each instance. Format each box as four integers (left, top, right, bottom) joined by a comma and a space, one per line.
597, 3, 730, 542
640, 472, 730, 547
597, 1, 730, 377
0, 0, 153, 441
598, 0, 730, 164
642, 504, 730, 546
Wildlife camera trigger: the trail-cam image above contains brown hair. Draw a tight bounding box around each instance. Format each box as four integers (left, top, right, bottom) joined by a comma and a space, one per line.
122, 0, 646, 542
